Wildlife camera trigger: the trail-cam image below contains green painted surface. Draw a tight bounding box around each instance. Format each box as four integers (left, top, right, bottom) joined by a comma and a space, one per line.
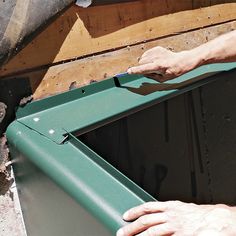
6, 62, 236, 233
16, 63, 236, 144
7, 122, 154, 233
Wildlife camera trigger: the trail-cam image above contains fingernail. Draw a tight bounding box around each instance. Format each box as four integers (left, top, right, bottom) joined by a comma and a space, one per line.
116, 228, 124, 236
123, 211, 129, 220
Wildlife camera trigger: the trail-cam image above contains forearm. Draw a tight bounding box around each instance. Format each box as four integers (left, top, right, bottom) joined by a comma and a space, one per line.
127, 30, 236, 81
191, 30, 236, 67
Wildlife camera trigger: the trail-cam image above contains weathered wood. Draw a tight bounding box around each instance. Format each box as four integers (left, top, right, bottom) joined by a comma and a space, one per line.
0, 0, 74, 66
12, 21, 234, 99
1, 1, 236, 77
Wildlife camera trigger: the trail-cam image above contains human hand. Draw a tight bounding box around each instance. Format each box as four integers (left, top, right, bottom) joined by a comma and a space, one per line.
117, 201, 236, 236
127, 46, 200, 82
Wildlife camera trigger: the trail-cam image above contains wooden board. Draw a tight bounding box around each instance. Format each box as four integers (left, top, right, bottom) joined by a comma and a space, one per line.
1, 1, 236, 77
11, 20, 234, 100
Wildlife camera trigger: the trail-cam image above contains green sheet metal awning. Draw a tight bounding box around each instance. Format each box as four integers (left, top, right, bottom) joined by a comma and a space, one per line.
6, 62, 236, 233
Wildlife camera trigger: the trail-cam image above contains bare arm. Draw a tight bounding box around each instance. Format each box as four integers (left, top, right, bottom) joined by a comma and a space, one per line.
127, 30, 236, 81
117, 30, 236, 236
195, 30, 236, 64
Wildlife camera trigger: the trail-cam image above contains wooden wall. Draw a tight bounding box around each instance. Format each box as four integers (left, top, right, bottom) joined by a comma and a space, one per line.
0, 0, 236, 99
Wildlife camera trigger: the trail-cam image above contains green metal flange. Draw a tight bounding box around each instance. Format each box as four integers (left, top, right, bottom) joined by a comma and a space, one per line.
16, 62, 236, 144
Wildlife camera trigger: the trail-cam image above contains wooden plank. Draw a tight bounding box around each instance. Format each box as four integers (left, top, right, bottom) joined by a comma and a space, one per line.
1, 1, 236, 77
13, 21, 233, 100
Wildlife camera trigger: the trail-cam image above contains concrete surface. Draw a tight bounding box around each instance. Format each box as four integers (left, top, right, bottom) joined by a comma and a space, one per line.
0, 169, 26, 236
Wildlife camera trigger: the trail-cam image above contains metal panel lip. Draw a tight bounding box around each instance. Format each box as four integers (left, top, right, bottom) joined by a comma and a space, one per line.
68, 132, 154, 201
6, 121, 155, 233
15, 63, 236, 144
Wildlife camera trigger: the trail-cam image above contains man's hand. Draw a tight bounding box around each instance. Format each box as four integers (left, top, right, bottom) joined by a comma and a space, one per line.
127, 30, 236, 82
127, 46, 200, 82
117, 201, 236, 236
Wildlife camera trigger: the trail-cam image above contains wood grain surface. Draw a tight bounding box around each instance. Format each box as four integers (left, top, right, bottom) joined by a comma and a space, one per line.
1, 1, 236, 77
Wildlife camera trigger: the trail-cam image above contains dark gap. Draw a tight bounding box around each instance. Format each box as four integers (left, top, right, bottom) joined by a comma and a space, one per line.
114, 77, 121, 87
164, 101, 169, 142
189, 91, 204, 173
78, 97, 204, 203
184, 93, 197, 199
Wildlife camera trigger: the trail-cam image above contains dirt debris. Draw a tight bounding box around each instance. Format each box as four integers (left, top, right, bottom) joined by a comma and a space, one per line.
0, 180, 26, 236
0, 103, 7, 123
0, 135, 25, 236
19, 95, 33, 107
69, 81, 78, 90
0, 134, 13, 195
0, 134, 9, 164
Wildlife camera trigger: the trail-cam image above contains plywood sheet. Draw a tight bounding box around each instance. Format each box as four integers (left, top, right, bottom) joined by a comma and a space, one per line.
22, 21, 236, 100
1, 1, 236, 77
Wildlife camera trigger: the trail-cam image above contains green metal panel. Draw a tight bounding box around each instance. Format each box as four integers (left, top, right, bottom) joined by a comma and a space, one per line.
6, 62, 236, 234
7, 122, 154, 233
12, 148, 112, 236
16, 63, 236, 144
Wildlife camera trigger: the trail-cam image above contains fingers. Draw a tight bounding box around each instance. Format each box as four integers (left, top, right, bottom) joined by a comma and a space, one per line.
144, 73, 166, 82
138, 55, 154, 65
123, 202, 167, 221
127, 63, 162, 75
141, 46, 167, 59
117, 213, 167, 236
136, 223, 174, 236
129, 46, 174, 75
